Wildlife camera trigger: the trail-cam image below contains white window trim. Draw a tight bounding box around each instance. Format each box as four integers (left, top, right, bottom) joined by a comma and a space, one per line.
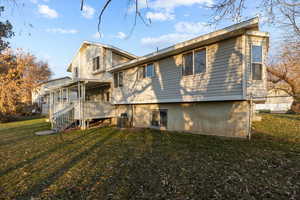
250, 44, 264, 81
182, 47, 207, 76
145, 63, 155, 78
139, 63, 155, 79
114, 71, 124, 88
92, 56, 103, 73
150, 109, 168, 128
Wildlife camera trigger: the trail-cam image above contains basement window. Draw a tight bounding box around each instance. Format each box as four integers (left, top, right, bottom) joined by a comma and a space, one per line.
151, 109, 168, 128
251, 45, 263, 80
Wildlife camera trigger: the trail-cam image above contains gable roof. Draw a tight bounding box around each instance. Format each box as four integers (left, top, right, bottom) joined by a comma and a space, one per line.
109, 17, 264, 72
67, 41, 137, 72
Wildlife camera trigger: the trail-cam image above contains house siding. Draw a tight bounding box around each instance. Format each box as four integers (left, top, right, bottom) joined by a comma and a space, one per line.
115, 101, 250, 138
112, 36, 244, 104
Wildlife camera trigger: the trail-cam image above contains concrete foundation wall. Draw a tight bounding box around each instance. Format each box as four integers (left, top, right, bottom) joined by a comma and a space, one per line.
115, 100, 250, 138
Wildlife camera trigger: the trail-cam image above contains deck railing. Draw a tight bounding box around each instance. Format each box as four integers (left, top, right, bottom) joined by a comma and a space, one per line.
74, 101, 115, 120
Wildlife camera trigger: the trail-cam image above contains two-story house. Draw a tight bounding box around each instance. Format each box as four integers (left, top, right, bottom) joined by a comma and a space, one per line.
47, 41, 136, 130
46, 17, 269, 138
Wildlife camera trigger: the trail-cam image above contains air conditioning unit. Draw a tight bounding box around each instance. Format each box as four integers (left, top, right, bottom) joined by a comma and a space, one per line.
117, 113, 129, 128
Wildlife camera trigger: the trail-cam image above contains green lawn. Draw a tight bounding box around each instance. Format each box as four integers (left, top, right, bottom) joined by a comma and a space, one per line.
0, 114, 299, 199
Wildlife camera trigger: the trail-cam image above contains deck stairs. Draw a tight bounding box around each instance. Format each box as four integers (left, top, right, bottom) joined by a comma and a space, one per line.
51, 104, 76, 132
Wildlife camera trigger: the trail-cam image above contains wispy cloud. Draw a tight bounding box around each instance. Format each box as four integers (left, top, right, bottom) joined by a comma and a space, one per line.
175, 21, 210, 34
141, 33, 194, 49
92, 32, 103, 39
38, 4, 58, 18
151, 0, 213, 10
146, 11, 175, 21
30, 0, 49, 4
141, 20, 212, 49
82, 5, 95, 19
116, 32, 127, 39
46, 28, 78, 34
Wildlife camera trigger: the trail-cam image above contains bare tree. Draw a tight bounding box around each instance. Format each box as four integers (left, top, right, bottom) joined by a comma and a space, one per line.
211, 0, 300, 38
80, 0, 300, 37
267, 41, 300, 113
80, 0, 150, 37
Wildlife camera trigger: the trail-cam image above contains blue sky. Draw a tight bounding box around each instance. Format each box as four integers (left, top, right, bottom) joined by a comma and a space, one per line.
3, 0, 281, 78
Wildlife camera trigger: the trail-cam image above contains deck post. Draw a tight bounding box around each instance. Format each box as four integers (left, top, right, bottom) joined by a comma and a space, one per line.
82, 82, 86, 130
49, 91, 53, 128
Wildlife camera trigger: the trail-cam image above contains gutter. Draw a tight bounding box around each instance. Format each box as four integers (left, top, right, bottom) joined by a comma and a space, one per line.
108, 17, 260, 73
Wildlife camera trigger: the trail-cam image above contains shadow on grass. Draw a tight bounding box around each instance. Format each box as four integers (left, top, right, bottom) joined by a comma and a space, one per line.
0, 122, 50, 137
15, 129, 117, 200
0, 135, 35, 146
0, 128, 101, 178
12, 128, 300, 200
273, 114, 300, 121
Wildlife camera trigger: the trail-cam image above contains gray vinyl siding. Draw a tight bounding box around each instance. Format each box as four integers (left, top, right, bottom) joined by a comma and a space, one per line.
112, 36, 244, 104
71, 45, 119, 83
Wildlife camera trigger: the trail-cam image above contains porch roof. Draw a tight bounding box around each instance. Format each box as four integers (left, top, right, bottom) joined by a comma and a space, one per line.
48, 78, 111, 91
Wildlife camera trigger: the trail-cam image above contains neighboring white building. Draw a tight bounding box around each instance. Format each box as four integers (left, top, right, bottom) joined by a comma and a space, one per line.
255, 88, 293, 113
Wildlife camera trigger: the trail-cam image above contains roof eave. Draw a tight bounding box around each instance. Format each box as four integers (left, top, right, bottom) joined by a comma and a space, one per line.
108, 17, 261, 73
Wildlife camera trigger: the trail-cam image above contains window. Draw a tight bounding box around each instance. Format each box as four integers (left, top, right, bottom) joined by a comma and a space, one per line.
151, 110, 168, 128
62, 89, 67, 102
106, 92, 110, 102
183, 52, 193, 76
138, 67, 145, 80
183, 48, 206, 76
138, 63, 155, 79
145, 63, 155, 78
93, 56, 100, 71
74, 67, 78, 78
251, 45, 263, 80
194, 49, 206, 74
114, 71, 123, 88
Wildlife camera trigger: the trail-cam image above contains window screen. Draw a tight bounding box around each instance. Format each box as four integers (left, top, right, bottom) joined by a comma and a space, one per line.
251, 45, 263, 80
74, 67, 78, 78
151, 110, 168, 128
160, 110, 168, 128
93, 56, 100, 71
118, 72, 123, 87
252, 46, 262, 63
194, 49, 206, 74
151, 111, 160, 127
146, 63, 154, 78
114, 73, 118, 88
138, 66, 146, 80
183, 52, 193, 76
252, 63, 262, 80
